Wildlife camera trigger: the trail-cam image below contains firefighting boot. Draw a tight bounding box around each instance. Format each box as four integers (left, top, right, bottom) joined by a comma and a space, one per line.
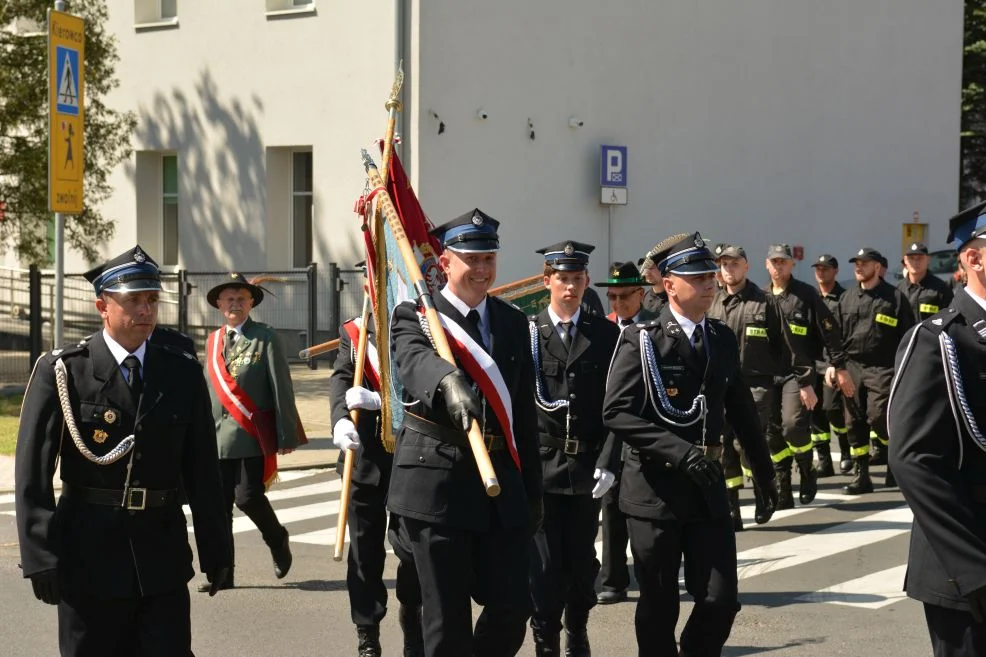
870, 438, 887, 466
795, 453, 818, 505
775, 458, 795, 510
843, 455, 874, 495
814, 441, 835, 478
399, 604, 425, 657
838, 432, 853, 474
728, 488, 744, 532
356, 624, 382, 657
564, 607, 591, 657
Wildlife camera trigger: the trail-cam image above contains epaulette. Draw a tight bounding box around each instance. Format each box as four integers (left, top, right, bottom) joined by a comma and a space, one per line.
921, 307, 960, 334
527, 313, 538, 322
160, 343, 199, 362
47, 335, 91, 360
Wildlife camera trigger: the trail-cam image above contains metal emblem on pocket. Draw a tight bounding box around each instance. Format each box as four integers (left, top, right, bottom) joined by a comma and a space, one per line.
93, 429, 108, 444
103, 409, 117, 424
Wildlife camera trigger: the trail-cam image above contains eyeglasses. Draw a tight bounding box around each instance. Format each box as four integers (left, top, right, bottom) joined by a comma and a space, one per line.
606, 290, 642, 301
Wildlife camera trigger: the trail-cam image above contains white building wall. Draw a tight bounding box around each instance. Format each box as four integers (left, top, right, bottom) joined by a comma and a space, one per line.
411, 0, 963, 285
40, 0, 961, 294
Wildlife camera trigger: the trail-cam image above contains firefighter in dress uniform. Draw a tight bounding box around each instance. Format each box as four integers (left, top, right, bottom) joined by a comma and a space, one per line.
330, 264, 424, 657
527, 242, 620, 656
15, 246, 231, 657
603, 232, 779, 657
889, 203, 986, 657
386, 209, 543, 657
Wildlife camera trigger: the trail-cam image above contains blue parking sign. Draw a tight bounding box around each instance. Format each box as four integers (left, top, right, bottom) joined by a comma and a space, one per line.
600, 145, 627, 187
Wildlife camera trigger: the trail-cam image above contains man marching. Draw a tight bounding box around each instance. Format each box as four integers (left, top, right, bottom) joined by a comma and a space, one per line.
200, 273, 302, 591
387, 209, 542, 657
603, 232, 778, 657
16, 246, 230, 656
330, 267, 424, 657
527, 242, 620, 656
889, 204, 986, 656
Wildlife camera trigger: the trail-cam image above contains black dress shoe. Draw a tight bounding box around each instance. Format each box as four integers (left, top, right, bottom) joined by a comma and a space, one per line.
271, 530, 292, 579
596, 589, 627, 605
197, 571, 234, 592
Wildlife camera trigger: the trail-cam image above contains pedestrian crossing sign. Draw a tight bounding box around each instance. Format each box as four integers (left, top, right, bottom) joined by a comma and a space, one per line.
48, 9, 85, 214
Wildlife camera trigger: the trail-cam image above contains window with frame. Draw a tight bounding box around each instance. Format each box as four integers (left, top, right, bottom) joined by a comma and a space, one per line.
292, 152, 313, 267
162, 155, 178, 266
134, 0, 178, 28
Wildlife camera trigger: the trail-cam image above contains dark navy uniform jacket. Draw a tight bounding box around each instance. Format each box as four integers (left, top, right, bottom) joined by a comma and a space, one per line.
889, 288, 986, 612
15, 331, 230, 598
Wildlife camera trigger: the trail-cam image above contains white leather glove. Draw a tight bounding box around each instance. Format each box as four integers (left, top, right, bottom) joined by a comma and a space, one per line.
592, 468, 616, 499
332, 418, 361, 451
345, 386, 381, 411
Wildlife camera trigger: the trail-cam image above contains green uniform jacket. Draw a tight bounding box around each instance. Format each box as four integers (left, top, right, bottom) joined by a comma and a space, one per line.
209, 317, 301, 459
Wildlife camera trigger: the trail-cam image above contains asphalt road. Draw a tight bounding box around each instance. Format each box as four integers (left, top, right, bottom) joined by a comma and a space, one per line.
0, 465, 931, 657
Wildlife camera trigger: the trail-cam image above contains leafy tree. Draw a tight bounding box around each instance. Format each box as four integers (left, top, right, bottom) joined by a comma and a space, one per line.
0, 0, 135, 266
963, 0, 986, 208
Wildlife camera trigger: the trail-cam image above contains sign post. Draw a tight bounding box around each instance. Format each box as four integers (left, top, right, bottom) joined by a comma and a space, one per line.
48, 4, 84, 347
599, 145, 628, 205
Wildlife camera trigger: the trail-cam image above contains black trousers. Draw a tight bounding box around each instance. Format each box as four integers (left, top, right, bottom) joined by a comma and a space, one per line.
530, 493, 600, 632
722, 385, 772, 488
58, 586, 192, 657
347, 477, 420, 626
765, 376, 811, 464
810, 378, 847, 445
627, 513, 740, 657
924, 603, 986, 657
389, 514, 531, 657
844, 362, 893, 453
599, 471, 630, 593
219, 456, 285, 559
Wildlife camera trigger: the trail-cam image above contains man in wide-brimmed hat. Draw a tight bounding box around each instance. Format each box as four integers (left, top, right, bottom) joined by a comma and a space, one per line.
200, 272, 303, 592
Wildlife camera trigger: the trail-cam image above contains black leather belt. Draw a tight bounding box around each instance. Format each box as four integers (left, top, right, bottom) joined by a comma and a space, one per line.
62, 483, 178, 511
403, 413, 506, 452
629, 444, 723, 461
540, 435, 589, 455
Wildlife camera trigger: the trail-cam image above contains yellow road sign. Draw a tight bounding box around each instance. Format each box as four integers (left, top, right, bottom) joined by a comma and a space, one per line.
48, 9, 85, 214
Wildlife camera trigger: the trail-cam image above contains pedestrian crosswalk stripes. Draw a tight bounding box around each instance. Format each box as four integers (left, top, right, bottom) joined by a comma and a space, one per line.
0, 467, 914, 610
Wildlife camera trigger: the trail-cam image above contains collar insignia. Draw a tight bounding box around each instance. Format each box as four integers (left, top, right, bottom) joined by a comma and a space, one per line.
932, 318, 943, 326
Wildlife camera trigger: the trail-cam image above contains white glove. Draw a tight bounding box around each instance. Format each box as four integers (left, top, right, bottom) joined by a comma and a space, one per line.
592, 468, 616, 499
345, 386, 381, 411
332, 418, 361, 451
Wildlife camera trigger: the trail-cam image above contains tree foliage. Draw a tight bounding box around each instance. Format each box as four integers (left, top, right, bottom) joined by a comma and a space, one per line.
0, 0, 135, 266
963, 0, 986, 207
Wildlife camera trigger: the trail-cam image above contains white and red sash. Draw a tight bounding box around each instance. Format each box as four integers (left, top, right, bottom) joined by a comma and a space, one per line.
341, 317, 381, 391
431, 311, 521, 471
206, 328, 277, 484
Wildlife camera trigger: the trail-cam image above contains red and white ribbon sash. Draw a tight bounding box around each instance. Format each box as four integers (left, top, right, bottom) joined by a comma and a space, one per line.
434, 311, 520, 471
342, 317, 381, 391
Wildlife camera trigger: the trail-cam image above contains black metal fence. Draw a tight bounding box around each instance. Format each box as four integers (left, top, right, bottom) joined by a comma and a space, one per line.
0, 262, 367, 385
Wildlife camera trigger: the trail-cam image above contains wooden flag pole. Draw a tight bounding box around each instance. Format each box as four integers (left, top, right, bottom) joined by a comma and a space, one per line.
361, 149, 500, 496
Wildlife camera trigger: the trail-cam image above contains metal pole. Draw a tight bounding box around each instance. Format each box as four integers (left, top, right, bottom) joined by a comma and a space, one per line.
607, 205, 614, 268
307, 262, 318, 370
29, 265, 42, 367
52, 0, 66, 348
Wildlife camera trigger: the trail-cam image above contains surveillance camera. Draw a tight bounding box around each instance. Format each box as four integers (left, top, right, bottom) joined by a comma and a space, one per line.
568, 116, 584, 128
477, 109, 489, 120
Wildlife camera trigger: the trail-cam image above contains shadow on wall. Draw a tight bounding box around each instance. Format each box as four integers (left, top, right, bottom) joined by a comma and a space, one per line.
124, 68, 266, 269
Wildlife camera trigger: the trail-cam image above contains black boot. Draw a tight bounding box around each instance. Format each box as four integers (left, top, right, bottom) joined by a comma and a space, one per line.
843, 455, 873, 495
837, 432, 853, 474
197, 568, 234, 592
728, 488, 744, 532
270, 529, 292, 579
775, 458, 794, 510
564, 608, 590, 657
399, 604, 425, 657
356, 625, 382, 657
814, 441, 835, 478
796, 454, 818, 505
532, 627, 561, 657
870, 442, 887, 466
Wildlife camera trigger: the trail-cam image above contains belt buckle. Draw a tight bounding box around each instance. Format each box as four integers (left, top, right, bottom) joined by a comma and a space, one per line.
564, 438, 579, 455
126, 487, 147, 511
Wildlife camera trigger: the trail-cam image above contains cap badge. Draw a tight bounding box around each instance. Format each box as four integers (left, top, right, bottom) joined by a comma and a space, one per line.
858, 249, 865, 256
611, 266, 620, 277
133, 247, 146, 263
564, 243, 575, 256
472, 213, 484, 226
93, 429, 108, 444
911, 243, 919, 250
819, 256, 825, 262
103, 409, 117, 424
694, 235, 706, 248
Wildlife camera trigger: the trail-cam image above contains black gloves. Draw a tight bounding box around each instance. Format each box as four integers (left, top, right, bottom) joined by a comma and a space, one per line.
30, 569, 61, 605
528, 497, 544, 535
753, 479, 779, 525
438, 371, 481, 432
967, 585, 986, 623
681, 447, 723, 488
207, 567, 230, 597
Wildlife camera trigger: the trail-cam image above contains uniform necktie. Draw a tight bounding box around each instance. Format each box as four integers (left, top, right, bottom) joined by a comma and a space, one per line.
620, 318, 634, 327
559, 320, 574, 350
224, 329, 236, 362
693, 324, 707, 365
466, 309, 486, 351
123, 354, 143, 399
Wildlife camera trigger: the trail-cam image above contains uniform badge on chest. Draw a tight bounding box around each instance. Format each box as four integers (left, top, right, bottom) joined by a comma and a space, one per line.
667, 387, 679, 397
103, 409, 117, 424
93, 429, 108, 444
